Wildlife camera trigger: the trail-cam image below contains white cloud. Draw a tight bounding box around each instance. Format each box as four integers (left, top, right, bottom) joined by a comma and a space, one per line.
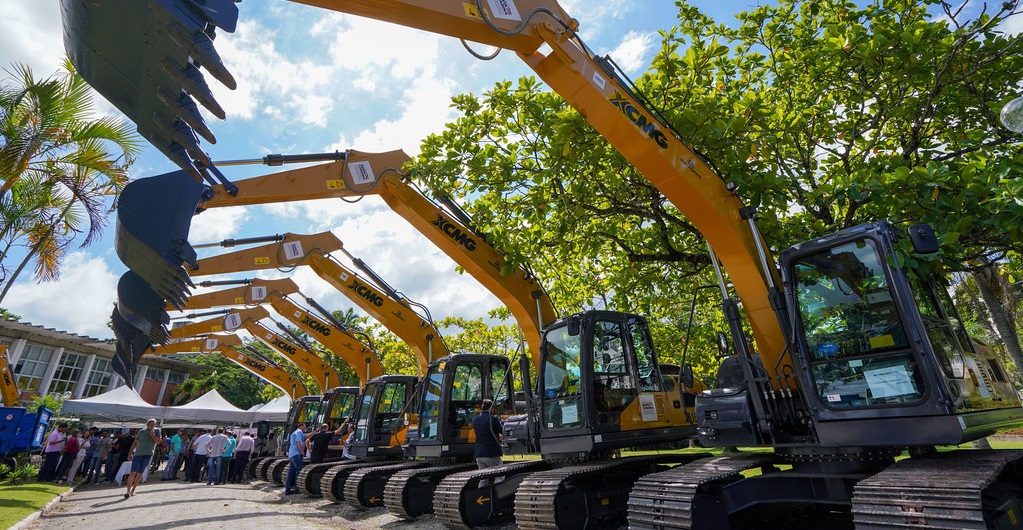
608, 31, 656, 74
189, 206, 251, 244
4, 252, 119, 339
0, 1, 64, 77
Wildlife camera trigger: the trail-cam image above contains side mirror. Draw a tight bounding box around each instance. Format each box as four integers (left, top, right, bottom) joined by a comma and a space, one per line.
682, 364, 695, 389
716, 332, 730, 356
567, 316, 581, 337
908, 224, 939, 254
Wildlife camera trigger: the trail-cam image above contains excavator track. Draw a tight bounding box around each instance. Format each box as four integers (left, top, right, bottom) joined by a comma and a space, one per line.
345, 460, 432, 509
434, 460, 551, 529
515, 455, 692, 530
297, 460, 346, 496
321, 460, 392, 504
628, 453, 775, 530
244, 456, 267, 480
269, 458, 291, 485
383, 462, 478, 519
256, 457, 281, 482
852, 449, 1023, 529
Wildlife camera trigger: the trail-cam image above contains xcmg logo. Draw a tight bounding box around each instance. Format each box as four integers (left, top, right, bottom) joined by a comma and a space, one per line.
242, 358, 267, 372
432, 214, 477, 251
609, 92, 669, 149
300, 315, 332, 336
270, 337, 297, 356
348, 278, 384, 307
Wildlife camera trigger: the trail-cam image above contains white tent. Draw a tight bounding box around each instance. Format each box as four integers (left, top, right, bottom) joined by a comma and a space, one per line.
248, 395, 291, 423
162, 389, 251, 424
62, 385, 164, 424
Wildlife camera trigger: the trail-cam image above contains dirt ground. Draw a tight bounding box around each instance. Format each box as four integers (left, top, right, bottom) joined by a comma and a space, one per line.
25, 476, 516, 530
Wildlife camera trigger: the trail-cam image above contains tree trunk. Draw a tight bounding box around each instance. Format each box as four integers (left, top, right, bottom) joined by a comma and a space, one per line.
0, 243, 38, 304
974, 264, 1023, 374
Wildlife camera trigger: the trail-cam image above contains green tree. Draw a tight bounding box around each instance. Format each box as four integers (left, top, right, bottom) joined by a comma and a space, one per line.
414, 0, 1023, 381
0, 60, 140, 301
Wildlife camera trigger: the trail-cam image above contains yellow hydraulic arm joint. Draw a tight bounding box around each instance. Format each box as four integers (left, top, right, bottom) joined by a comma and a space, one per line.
180, 282, 385, 386
199, 153, 556, 368
168, 305, 341, 391
188, 232, 446, 369
150, 334, 308, 398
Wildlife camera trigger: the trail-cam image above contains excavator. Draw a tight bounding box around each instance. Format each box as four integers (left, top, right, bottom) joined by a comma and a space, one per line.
168, 276, 391, 487
167, 305, 342, 392
60, 2, 1023, 530
0, 345, 20, 407
168, 270, 430, 497
184, 231, 450, 368
148, 334, 308, 399
169, 232, 532, 509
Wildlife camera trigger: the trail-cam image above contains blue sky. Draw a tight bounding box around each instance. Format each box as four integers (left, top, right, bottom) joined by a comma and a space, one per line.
3, 1, 1014, 341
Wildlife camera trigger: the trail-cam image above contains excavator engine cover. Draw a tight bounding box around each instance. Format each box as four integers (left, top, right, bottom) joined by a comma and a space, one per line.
116, 271, 171, 344
115, 170, 205, 308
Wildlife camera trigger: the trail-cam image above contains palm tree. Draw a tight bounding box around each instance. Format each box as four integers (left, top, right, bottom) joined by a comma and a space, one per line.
0, 59, 140, 302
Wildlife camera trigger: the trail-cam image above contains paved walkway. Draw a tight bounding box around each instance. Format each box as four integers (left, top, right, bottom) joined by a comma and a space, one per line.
24, 477, 472, 530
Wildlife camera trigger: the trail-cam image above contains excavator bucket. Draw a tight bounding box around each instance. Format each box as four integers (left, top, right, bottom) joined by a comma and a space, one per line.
60, 0, 238, 177
115, 170, 205, 308
116, 271, 171, 345
110, 308, 154, 389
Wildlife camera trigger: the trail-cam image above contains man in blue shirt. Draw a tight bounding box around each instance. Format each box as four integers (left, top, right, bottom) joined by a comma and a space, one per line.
283, 422, 307, 495
471, 399, 503, 469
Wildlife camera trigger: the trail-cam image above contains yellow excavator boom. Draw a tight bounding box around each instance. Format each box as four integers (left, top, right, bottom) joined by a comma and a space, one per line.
187, 231, 446, 370
150, 334, 307, 398
0, 345, 21, 407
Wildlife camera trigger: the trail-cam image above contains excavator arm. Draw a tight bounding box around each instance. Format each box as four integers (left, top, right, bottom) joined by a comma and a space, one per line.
0, 345, 21, 407
167, 305, 340, 391
150, 334, 308, 398
63, 0, 779, 376
171, 153, 554, 366
186, 231, 446, 369
182, 280, 384, 384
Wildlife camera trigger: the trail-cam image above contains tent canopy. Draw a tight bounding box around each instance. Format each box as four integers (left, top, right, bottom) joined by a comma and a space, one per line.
162, 389, 251, 424
248, 395, 291, 423
62, 385, 162, 424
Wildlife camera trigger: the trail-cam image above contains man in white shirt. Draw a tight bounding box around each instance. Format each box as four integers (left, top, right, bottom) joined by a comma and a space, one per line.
205, 429, 230, 485
230, 432, 255, 483
186, 429, 212, 482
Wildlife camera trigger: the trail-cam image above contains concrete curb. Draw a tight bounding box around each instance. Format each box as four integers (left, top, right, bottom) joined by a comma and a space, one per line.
8, 482, 76, 530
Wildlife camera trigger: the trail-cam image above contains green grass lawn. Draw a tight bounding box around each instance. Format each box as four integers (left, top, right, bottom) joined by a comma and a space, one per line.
0, 481, 70, 529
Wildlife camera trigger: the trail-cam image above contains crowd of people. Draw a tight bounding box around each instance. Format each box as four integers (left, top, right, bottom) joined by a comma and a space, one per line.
35, 422, 276, 491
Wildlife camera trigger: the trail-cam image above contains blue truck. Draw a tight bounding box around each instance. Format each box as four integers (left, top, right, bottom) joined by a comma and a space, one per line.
0, 406, 52, 467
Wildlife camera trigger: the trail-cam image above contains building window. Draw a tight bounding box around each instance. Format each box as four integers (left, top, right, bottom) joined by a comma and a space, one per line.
82, 358, 112, 397
48, 351, 88, 395
14, 344, 54, 393
167, 371, 187, 384
145, 368, 167, 383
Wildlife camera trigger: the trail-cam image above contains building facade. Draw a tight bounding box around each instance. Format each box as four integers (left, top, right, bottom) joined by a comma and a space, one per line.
1, 318, 202, 406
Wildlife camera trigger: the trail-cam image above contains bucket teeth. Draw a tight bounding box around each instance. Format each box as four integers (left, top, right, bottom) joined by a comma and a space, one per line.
60, 0, 238, 173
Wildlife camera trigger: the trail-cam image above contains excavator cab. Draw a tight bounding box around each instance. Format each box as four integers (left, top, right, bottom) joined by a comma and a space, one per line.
349, 375, 418, 458
314, 387, 361, 430
283, 395, 321, 442
780, 222, 1023, 446
414, 354, 515, 459
537, 310, 695, 458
